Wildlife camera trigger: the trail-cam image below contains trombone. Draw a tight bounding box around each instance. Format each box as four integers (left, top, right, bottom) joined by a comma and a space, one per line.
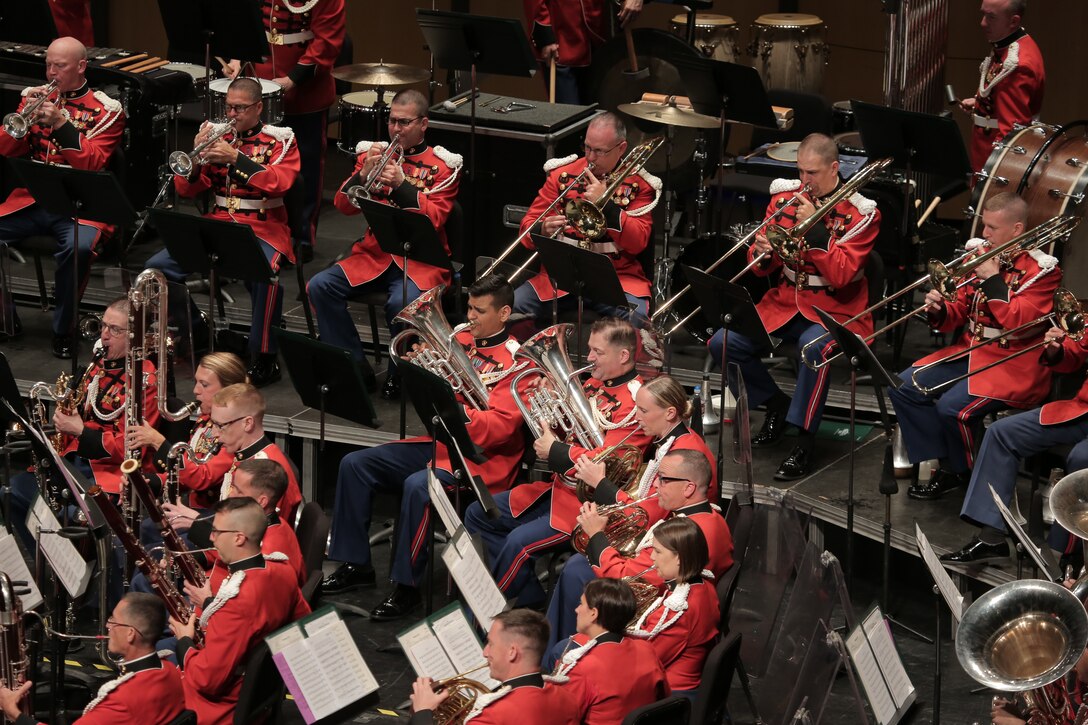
3, 80, 58, 139
564, 136, 664, 241
800, 214, 1081, 371
910, 287, 1084, 395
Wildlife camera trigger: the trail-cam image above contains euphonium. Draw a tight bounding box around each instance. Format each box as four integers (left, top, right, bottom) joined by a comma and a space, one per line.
430, 667, 491, 725
571, 493, 656, 556
563, 136, 663, 242
390, 284, 490, 410
0, 572, 29, 714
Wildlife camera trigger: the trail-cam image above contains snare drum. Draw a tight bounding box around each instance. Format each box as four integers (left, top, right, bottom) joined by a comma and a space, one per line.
749, 13, 829, 93
163, 62, 209, 100
208, 77, 284, 125
337, 91, 389, 154
669, 13, 740, 63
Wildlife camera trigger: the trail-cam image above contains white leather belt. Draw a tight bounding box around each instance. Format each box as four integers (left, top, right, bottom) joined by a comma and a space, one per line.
267, 29, 314, 45
973, 114, 999, 130
783, 267, 863, 288
977, 324, 1036, 342
214, 195, 284, 211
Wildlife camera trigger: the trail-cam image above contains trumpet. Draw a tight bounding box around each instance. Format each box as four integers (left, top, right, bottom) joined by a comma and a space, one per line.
3, 80, 58, 139
169, 118, 237, 177
564, 136, 664, 242
346, 133, 403, 205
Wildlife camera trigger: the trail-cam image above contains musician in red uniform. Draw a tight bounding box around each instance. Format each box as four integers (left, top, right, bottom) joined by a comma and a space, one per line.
48, 1, 94, 47
547, 447, 732, 648
243, 0, 345, 261
0, 593, 185, 725
321, 276, 528, 618
308, 89, 462, 399
170, 497, 310, 725
960, 0, 1045, 174
522, 0, 642, 104
889, 192, 1059, 500
410, 609, 581, 725
151, 77, 300, 387
709, 133, 880, 481
514, 113, 659, 328
464, 318, 653, 608
629, 517, 719, 698
0, 37, 125, 358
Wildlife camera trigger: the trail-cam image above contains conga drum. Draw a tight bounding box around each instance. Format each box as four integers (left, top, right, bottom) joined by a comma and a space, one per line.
749, 14, 829, 93
669, 13, 740, 63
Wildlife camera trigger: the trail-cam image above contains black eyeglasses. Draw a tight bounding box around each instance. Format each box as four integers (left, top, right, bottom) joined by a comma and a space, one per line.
226, 101, 257, 114
657, 475, 692, 485
100, 322, 128, 336
210, 416, 247, 431
389, 115, 421, 128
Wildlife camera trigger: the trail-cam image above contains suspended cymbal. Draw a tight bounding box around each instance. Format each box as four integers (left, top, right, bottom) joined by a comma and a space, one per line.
331, 62, 429, 87
618, 102, 719, 129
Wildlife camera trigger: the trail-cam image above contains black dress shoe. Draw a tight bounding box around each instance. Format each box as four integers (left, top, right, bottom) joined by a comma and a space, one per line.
370, 585, 422, 621
907, 469, 968, 500
774, 446, 811, 481
753, 406, 789, 447
247, 355, 281, 388
940, 536, 1010, 563
298, 243, 314, 265
52, 334, 74, 359
319, 564, 377, 595
381, 372, 400, 400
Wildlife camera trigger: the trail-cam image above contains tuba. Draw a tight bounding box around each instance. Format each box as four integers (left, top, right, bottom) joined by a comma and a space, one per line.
956, 579, 1088, 725
0, 572, 29, 714
510, 324, 641, 496
390, 284, 490, 410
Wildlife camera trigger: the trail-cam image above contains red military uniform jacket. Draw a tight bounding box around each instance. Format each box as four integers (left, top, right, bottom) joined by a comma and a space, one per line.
749, 178, 879, 339
969, 29, 1045, 174
511, 368, 653, 533
152, 414, 234, 510
218, 436, 303, 524
178, 554, 310, 725
48, 0, 94, 46
587, 500, 734, 588
411, 673, 581, 725
551, 632, 670, 725
333, 141, 461, 290
174, 122, 300, 262
629, 578, 719, 692
519, 155, 659, 302
916, 242, 1059, 407
18, 652, 184, 725
403, 328, 528, 494
0, 82, 125, 236
523, 0, 609, 68
62, 354, 159, 495
1037, 336, 1088, 425
252, 0, 345, 115
203, 515, 307, 597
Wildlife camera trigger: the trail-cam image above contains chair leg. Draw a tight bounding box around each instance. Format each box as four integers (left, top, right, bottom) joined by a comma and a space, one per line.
735, 657, 764, 724
294, 260, 316, 337
368, 304, 383, 366
33, 252, 48, 312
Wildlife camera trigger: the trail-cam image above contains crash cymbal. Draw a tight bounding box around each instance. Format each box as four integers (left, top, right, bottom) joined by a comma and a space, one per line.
331, 62, 429, 87
618, 102, 719, 129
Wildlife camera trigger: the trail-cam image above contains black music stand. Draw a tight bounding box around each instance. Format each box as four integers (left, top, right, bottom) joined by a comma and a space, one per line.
682, 265, 771, 485
275, 330, 379, 495
355, 197, 451, 438
11, 161, 137, 374
157, 0, 268, 119
148, 208, 275, 354
417, 9, 536, 235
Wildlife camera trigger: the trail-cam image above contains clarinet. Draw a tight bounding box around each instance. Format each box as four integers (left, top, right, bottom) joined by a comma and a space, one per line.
121, 460, 207, 589
85, 484, 201, 643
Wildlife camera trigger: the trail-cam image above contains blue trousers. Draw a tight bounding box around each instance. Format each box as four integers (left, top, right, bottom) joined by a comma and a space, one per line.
146, 238, 284, 356
283, 110, 327, 249
307, 263, 422, 362
0, 205, 100, 335
544, 553, 594, 649
709, 315, 835, 432
392, 467, 458, 587
464, 490, 568, 606
513, 282, 649, 329
1052, 442, 1088, 553
888, 359, 1007, 473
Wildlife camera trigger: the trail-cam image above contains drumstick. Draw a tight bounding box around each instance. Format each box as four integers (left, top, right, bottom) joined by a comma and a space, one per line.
215, 56, 231, 75
133, 59, 171, 74
124, 57, 165, 74
641, 92, 693, 108
917, 196, 942, 228
103, 53, 146, 68
549, 56, 556, 104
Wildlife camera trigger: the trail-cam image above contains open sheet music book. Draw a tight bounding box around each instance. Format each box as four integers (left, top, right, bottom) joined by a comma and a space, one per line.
0, 531, 42, 610
27, 495, 92, 598
441, 528, 507, 631
846, 605, 916, 725
397, 603, 499, 690
266, 606, 379, 724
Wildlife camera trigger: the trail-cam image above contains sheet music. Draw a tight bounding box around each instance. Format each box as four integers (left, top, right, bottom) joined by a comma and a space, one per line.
443, 529, 507, 631
432, 605, 498, 689
302, 612, 379, 710
267, 626, 335, 723
398, 618, 457, 681
914, 524, 964, 622
846, 622, 897, 724
0, 532, 42, 611
989, 484, 1057, 579
862, 609, 916, 710
27, 496, 92, 598
427, 467, 462, 537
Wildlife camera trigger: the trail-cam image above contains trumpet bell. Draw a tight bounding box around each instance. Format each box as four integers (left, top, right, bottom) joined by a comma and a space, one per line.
168, 150, 193, 178
956, 579, 1088, 692
2, 113, 28, 140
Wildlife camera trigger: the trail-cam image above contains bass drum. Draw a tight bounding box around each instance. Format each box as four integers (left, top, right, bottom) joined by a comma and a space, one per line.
587, 29, 721, 192
968, 122, 1056, 238
1029, 123, 1088, 297
667, 228, 771, 343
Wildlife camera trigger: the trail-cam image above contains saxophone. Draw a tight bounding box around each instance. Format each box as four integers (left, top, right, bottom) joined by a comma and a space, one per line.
0, 572, 29, 716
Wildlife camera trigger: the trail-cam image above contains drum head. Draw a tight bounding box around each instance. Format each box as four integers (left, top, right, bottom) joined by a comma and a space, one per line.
341, 90, 380, 107
755, 13, 824, 27
207, 77, 281, 94
672, 13, 736, 27
767, 141, 801, 162
969, 123, 1055, 237
1022, 122, 1088, 235
587, 28, 721, 192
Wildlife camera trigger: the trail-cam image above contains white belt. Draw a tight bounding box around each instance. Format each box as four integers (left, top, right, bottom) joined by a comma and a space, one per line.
783, 267, 863, 288
214, 195, 284, 211
973, 114, 999, 130
976, 324, 1036, 342
267, 29, 314, 45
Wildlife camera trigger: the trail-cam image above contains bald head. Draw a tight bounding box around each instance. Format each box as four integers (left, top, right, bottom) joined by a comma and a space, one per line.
48, 37, 87, 62
45, 37, 88, 92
